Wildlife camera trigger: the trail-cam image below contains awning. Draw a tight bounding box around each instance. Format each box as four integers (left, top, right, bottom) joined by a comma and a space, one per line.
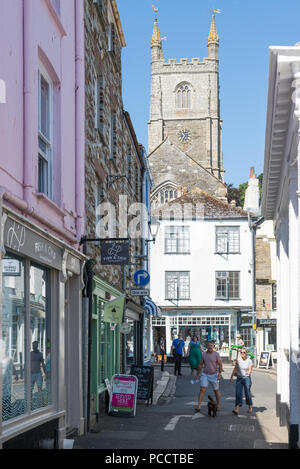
144, 297, 162, 317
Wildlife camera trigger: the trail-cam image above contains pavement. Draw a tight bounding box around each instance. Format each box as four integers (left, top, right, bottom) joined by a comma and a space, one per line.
73, 360, 289, 451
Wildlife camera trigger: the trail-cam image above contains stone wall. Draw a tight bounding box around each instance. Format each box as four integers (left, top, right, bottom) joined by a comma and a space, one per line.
148, 138, 227, 200
255, 237, 274, 318
85, 0, 144, 290
148, 50, 223, 180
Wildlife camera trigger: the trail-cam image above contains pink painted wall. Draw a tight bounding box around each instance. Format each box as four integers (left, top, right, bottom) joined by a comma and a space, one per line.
0, 0, 85, 245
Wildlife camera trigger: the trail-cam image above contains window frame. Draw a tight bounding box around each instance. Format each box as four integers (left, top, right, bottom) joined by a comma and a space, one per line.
94, 73, 105, 134
164, 225, 190, 254
108, 22, 116, 54
38, 66, 53, 199
176, 83, 192, 109
215, 271, 240, 300
109, 112, 117, 160
165, 271, 190, 300
215, 226, 240, 254
272, 282, 277, 310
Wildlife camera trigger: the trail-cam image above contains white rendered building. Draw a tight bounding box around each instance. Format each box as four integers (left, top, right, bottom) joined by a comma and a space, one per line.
262, 44, 300, 449
150, 190, 254, 357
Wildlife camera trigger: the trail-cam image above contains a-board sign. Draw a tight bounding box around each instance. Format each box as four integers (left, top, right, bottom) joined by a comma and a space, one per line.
258, 351, 274, 369
108, 374, 138, 417
130, 365, 154, 406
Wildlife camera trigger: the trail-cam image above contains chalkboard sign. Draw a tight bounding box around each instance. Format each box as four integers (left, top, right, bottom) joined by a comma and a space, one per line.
130, 365, 154, 406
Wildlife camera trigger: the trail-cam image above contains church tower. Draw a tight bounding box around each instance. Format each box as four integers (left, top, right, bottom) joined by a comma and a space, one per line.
148, 11, 227, 202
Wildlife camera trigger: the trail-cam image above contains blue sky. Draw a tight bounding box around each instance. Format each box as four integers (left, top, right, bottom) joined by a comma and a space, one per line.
117, 0, 300, 187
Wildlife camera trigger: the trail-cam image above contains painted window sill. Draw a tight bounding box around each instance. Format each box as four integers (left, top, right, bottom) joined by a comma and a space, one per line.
35, 192, 65, 218
164, 252, 191, 255
215, 298, 242, 301
215, 252, 241, 255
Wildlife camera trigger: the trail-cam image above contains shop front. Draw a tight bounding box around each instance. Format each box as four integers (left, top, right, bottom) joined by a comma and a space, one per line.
124, 299, 144, 373
238, 312, 256, 356
89, 276, 122, 423
256, 318, 277, 361
152, 310, 240, 358
0, 209, 85, 448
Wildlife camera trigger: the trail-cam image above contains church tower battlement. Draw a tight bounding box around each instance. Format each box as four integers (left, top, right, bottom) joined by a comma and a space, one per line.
148, 10, 224, 186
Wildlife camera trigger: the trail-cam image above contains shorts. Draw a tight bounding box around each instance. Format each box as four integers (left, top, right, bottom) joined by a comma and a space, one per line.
200, 372, 219, 390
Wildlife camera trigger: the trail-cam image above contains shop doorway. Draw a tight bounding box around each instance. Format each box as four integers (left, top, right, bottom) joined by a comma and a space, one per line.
152, 326, 166, 355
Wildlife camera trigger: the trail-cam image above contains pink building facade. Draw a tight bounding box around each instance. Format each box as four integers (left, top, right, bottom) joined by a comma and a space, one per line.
0, 0, 86, 448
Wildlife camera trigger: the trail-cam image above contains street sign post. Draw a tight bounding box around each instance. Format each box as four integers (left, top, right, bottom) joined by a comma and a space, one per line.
130, 288, 150, 297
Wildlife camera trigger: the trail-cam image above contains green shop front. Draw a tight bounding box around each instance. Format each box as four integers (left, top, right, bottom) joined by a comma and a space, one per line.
90, 276, 122, 422
89, 276, 145, 425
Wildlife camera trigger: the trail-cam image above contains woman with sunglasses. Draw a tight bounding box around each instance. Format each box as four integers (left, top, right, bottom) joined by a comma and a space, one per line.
230, 348, 253, 415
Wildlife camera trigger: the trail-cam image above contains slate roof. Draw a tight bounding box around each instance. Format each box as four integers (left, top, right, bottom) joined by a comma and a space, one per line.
152, 188, 250, 219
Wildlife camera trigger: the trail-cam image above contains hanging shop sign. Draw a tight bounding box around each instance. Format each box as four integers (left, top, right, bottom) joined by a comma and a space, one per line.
103, 294, 126, 324
100, 239, 129, 265
256, 319, 276, 327
109, 374, 138, 417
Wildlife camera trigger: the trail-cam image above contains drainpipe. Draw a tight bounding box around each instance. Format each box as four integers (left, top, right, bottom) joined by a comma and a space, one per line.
75, 0, 85, 241
248, 213, 264, 366
23, 0, 34, 212
84, 256, 96, 433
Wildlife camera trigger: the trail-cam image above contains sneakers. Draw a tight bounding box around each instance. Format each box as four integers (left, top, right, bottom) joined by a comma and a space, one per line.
190, 379, 200, 384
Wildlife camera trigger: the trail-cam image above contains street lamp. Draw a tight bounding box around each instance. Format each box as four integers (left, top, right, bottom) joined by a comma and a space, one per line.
145, 216, 160, 244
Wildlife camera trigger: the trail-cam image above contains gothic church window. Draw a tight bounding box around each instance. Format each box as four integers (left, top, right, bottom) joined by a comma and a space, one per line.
176, 83, 191, 109
151, 183, 178, 209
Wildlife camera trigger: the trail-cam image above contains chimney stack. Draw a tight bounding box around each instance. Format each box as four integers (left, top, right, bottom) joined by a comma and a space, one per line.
243, 167, 260, 216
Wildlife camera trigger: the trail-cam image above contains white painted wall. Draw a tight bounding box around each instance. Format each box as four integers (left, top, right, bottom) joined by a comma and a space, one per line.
149, 218, 253, 308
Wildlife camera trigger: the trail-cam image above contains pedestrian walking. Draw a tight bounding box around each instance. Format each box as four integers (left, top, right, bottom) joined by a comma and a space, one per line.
172, 333, 186, 376
230, 347, 253, 415
236, 334, 245, 347
187, 335, 202, 383
194, 340, 223, 412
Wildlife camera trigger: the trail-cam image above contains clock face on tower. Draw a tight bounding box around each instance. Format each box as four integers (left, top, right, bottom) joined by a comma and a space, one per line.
178, 128, 191, 143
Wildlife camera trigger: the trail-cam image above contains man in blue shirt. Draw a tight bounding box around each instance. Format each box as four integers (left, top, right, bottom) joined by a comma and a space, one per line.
172, 333, 186, 376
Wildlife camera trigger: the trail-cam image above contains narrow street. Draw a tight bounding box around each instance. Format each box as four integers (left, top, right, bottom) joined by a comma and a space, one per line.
74, 364, 288, 450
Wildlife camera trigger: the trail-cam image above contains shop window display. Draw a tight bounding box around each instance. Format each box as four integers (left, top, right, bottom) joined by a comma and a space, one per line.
126, 320, 135, 369
30, 264, 51, 410
1, 254, 51, 423
2, 256, 26, 421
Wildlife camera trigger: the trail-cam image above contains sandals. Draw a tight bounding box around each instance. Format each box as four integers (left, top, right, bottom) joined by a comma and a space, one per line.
194, 408, 201, 412
247, 406, 253, 414
232, 410, 239, 415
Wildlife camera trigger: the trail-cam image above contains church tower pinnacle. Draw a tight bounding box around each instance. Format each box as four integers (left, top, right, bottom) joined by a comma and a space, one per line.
151, 7, 164, 62
207, 10, 220, 60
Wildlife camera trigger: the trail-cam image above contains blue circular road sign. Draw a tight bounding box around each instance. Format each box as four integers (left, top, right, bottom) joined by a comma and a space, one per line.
133, 270, 150, 287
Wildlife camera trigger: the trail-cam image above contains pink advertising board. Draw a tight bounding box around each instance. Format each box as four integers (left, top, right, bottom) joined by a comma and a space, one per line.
109, 374, 138, 416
